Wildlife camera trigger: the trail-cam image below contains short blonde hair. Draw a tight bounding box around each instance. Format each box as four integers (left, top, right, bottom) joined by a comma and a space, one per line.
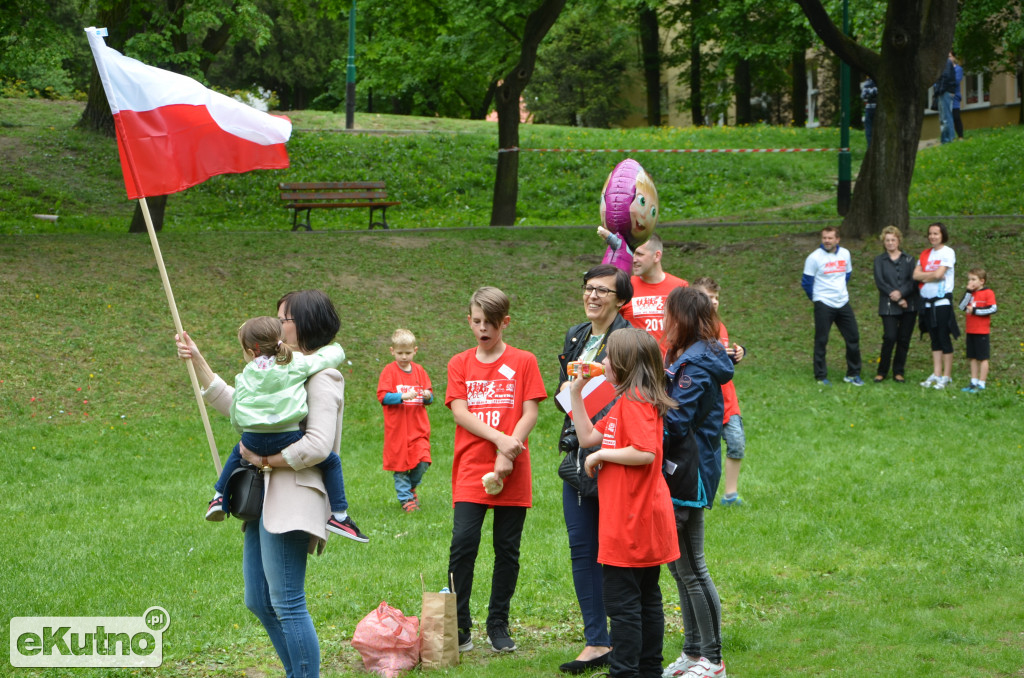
391, 328, 417, 347
469, 287, 510, 327
879, 225, 903, 246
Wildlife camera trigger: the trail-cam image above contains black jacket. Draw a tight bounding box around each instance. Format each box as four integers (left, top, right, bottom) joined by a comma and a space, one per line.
873, 251, 918, 315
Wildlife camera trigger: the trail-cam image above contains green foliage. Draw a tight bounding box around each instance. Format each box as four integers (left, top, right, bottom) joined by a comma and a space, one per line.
0, 0, 89, 97
525, 2, 633, 128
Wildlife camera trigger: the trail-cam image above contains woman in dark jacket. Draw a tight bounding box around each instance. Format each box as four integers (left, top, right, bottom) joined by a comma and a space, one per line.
554, 264, 632, 675
872, 225, 918, 382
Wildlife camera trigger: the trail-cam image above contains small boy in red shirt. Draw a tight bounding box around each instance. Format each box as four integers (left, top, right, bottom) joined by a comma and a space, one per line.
377, 329, 433, 512
958, 268, 998, 393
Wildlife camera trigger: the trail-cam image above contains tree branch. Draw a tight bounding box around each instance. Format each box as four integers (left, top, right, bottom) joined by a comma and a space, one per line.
794, 0, 880, 76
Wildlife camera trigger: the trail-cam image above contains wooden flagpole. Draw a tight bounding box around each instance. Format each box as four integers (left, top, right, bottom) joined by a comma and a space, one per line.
137, 196, 223, 475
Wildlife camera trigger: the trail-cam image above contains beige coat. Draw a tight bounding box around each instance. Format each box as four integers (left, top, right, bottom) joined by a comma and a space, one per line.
205, 369, 345, 554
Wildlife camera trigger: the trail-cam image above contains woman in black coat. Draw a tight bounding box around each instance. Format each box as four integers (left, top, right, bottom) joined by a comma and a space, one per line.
554, 264, 632, 674
872, 226, 918, 382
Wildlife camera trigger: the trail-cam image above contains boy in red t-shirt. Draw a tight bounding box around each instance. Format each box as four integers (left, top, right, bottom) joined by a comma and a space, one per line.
445, 287, 547, 654
958, 268, 998, 393
377, 328, 433, 512
693, 277, 748, 507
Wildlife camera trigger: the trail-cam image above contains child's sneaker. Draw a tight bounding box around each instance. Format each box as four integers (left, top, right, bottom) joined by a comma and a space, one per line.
920, 374, 939, 387
458, 628, 473, 652
679, 657, 726, 678
327, 516, 369, 542
401, 499, 419, 512
205, 495, 227, 522
663, 653, 699, 677
933, 376, 952, 390
720, 495, 744, 507
487, 624, 516, 652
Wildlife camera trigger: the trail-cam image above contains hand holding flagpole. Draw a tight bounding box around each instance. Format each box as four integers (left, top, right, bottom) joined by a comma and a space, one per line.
85, 27, 292, 476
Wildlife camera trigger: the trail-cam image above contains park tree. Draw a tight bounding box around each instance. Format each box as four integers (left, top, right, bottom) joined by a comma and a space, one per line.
955, 0, 1024, 125
796, 0, 956, 239
490, 0, 568, 226
525, 2, 631, 128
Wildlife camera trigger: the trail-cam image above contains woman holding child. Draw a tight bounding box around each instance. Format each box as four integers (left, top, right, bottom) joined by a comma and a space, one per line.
554, 264, 633, 674
872, 226, 918, 383
175, 289, 358, 678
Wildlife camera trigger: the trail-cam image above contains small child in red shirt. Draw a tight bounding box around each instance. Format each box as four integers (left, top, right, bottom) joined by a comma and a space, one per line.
377, 329, 433, 512
958, 268, 998, 393
569, 327, 680, 678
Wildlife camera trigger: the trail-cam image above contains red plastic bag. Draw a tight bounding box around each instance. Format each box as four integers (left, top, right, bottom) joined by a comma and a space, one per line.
350, 601, 420, 677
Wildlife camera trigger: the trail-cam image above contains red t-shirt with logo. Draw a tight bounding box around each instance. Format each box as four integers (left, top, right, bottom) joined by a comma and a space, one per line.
377, 361, 432, 471
593, 396, 680, 567
719, 322, 740, 421
621, 273, 689, 346
965, 288, 996, 335
445, 345, 547, 507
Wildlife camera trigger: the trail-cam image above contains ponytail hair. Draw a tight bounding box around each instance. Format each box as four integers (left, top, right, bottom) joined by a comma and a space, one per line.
605, 328, 678, 417
238, 316, 294, 366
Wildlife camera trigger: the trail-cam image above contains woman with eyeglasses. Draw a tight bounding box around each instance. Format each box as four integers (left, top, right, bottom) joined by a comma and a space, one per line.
175, 289, 365, 678
554, 264, 633, 674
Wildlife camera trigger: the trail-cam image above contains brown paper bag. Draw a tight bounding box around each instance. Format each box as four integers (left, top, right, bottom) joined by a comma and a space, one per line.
419, 574, 459, 669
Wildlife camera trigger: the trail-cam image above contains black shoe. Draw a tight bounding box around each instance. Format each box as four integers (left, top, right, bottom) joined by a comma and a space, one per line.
326, 515, 369, 542
458, 627, 473, 652
487, 624, 516, 652
559, 652, 611, 674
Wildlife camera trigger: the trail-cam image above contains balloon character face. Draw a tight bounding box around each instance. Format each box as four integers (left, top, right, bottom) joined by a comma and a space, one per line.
629, 169, 658, 243
600, 158, 658, 251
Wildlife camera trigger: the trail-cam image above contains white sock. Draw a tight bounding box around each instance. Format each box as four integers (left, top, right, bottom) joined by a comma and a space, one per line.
978, 380, 986, 388
333, 511, 348, 522
213, 491, 223, 499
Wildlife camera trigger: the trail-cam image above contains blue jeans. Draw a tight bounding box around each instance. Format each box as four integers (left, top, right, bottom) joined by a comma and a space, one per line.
393, 461, 430, 503
216, 432, 347, 513
562, 481, 611, 647
244, 517, 320, 678
667, 506, 722, 665
722, 415, 746, 460
938, 91, 955, 144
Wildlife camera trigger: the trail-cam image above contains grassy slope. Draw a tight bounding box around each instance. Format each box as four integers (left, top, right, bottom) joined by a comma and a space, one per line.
1, 100, 1023, 677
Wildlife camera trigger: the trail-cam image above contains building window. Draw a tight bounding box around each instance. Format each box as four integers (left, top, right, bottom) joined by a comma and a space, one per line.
963, 72, 989, 108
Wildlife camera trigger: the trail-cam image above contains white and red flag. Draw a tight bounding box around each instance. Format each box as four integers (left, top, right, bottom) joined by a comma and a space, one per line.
84, 26, 291, 199
555, 375, 618, 421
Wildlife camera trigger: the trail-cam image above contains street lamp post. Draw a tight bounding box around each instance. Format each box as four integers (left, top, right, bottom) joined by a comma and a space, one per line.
345, 0, 356, 130
837, 0, 851, 216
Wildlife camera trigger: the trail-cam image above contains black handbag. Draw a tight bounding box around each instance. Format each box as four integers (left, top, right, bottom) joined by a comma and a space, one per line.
558, 445, 599, 498
226, 463, 265, 522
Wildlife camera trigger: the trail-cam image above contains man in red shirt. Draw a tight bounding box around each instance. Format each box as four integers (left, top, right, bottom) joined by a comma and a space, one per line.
620, 233, 688, 347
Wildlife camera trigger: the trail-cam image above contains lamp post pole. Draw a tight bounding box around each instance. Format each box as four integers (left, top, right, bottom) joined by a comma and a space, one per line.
345, 0, 356, 130
837, 0, 851, 215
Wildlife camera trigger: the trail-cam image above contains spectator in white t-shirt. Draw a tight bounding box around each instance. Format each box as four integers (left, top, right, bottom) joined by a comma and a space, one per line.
801, 227, 863, 386
913, 222, 958, 389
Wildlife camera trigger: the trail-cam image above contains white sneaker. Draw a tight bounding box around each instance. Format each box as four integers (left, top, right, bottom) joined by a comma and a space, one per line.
933, 376, 952, 390
920, 374, 939, 387
680, 657, 727, 678
663, 653, 699, 677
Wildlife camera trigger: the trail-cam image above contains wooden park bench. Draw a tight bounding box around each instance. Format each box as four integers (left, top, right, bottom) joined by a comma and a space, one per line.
279, 181, 400, 231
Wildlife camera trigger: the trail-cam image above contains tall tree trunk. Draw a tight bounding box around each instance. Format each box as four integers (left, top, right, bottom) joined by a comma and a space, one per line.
490, 0, 567, 226
791, 51, 808, 127
796, 0, 956, 238
129, 196, 168, 233
734, 59, 751, 125
688, 0, 703, 125
638, 5, 661, 126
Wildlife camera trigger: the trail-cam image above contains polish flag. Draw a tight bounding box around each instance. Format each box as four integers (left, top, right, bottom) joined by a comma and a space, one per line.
84, 27, 290, 199
555, 375, 618, 421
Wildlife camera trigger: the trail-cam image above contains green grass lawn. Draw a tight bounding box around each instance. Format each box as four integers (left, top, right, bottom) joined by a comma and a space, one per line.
1, 100, 1023, 677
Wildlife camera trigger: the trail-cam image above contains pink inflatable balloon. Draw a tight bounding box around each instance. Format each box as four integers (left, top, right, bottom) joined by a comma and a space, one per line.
599, 159, 659, 272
